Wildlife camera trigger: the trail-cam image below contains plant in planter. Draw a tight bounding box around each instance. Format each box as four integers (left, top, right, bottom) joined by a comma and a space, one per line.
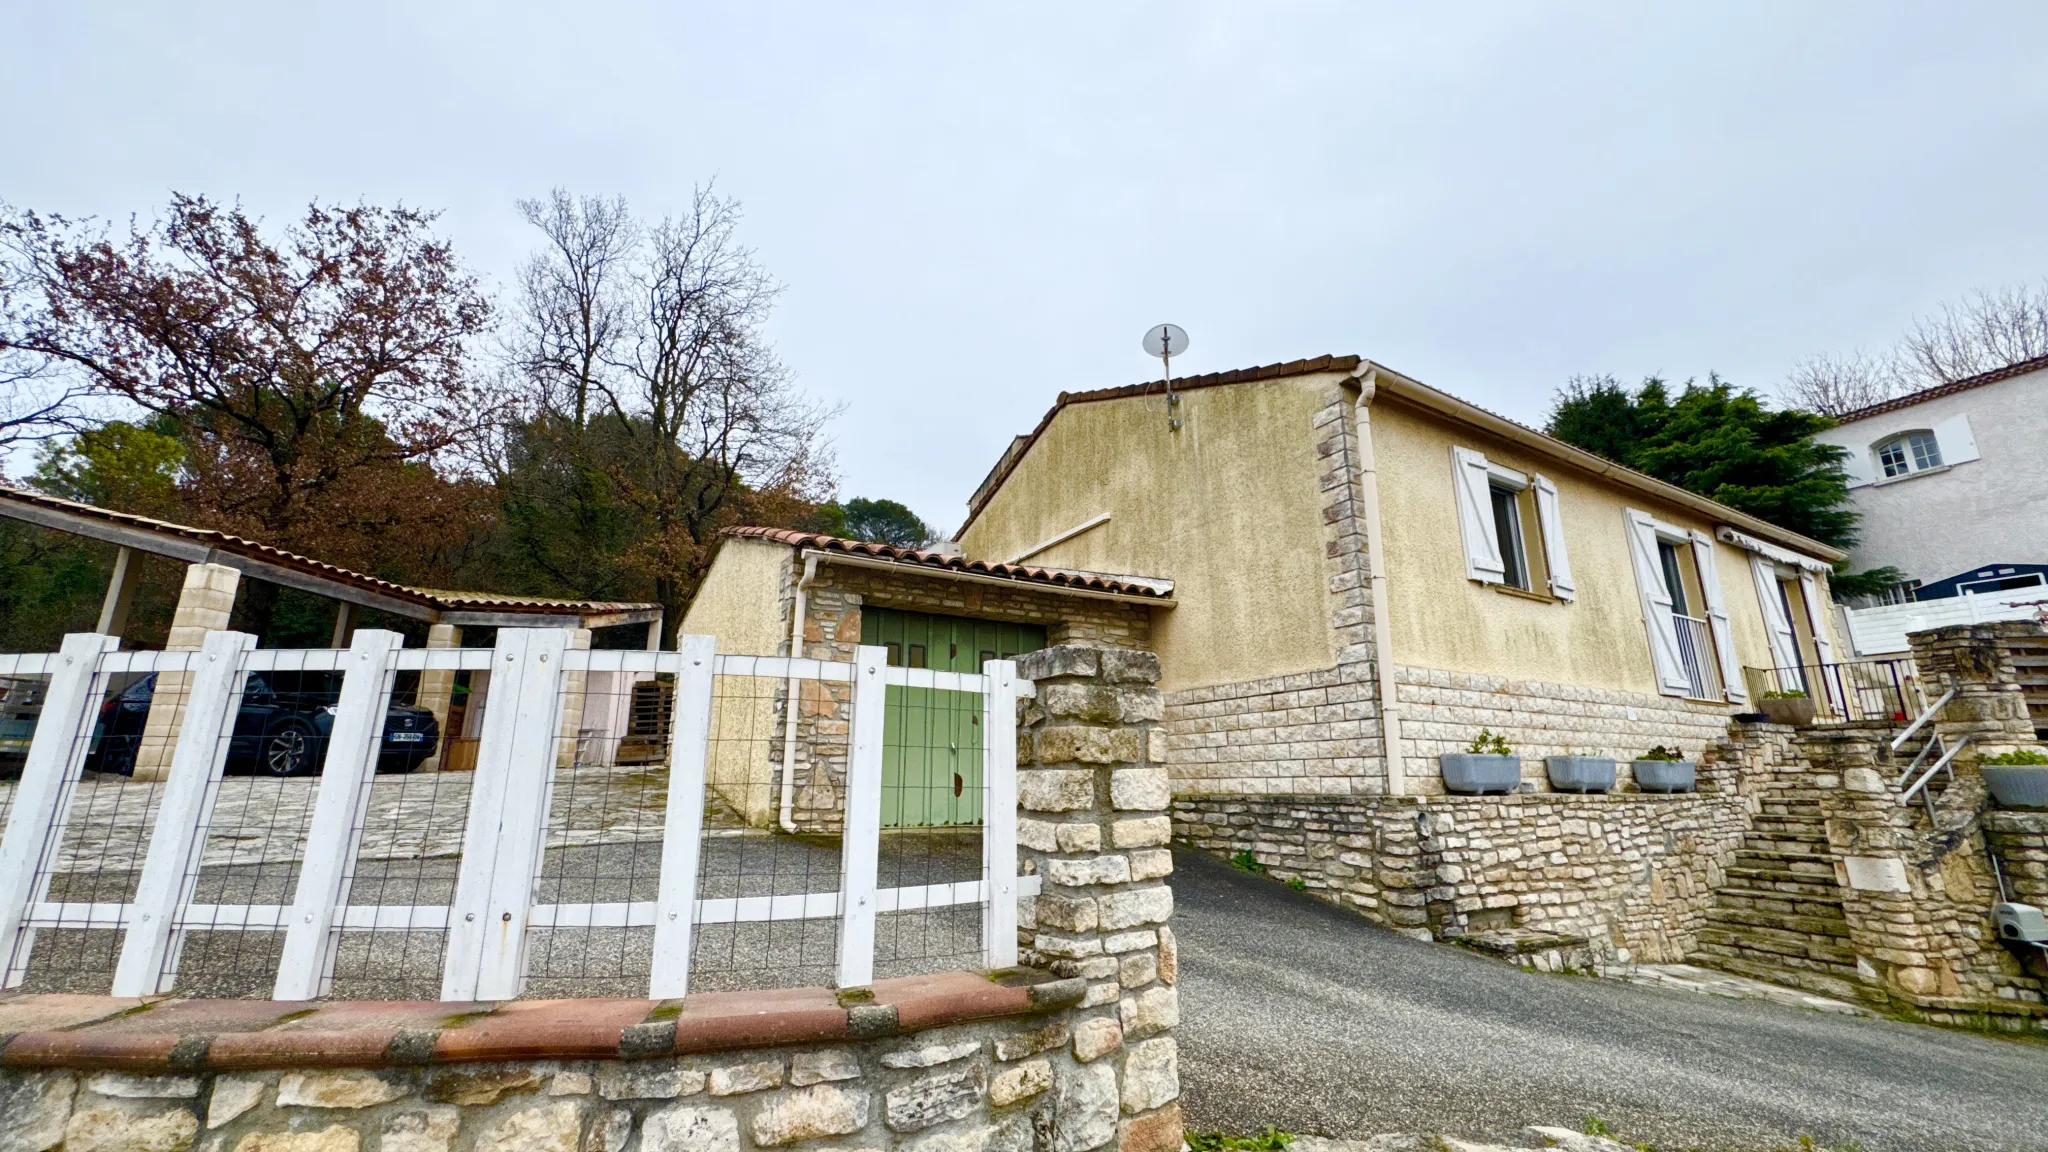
1545, 748, 1617, 793
1756, 688, 1816, 727
1980, 747, 2048, 810
1632, 745, 1696, 793
1442, 729, 1522, 795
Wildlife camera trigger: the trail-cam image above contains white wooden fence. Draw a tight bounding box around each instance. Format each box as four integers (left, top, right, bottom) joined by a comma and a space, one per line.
1844, 588, 2048, 656
0, 628, 1032, 1002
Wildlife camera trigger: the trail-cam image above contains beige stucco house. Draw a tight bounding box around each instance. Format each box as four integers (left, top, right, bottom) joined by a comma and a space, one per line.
953, 355, 1849, 798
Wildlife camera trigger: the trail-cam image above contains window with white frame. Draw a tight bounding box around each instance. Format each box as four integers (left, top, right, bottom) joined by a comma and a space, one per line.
1489, 482, 1531, 590
1624, 510, 1744, 703
1875, 430, 1942, 478
1450, 446, 1576, 600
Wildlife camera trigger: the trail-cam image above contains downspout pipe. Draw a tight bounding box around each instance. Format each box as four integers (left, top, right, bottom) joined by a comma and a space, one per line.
1352, 367, 1408, 796
778, 553, 821, 833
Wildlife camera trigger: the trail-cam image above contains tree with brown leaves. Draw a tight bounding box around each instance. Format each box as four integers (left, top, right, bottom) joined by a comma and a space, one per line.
1, 195, 496, 630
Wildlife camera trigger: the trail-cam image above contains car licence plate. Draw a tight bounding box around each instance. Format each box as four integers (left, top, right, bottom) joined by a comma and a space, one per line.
388, 732, 425, 743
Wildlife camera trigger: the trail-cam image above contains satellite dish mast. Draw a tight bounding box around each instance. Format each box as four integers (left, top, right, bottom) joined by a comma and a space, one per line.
1142, 323, 1189, 432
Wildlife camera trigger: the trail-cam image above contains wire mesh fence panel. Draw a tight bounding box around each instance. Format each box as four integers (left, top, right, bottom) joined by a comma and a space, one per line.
321, 647, 485, 1002
873, 660, 990, 981
524, 652, 668, 997
156, 649, 352, 997
686, 664, 847, 993
8, 650, 194, 993
0, 670, 52, 842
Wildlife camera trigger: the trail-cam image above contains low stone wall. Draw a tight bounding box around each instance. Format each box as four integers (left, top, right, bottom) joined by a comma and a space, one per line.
0, 972, 1181, 1152
1174, 762, 1750, 966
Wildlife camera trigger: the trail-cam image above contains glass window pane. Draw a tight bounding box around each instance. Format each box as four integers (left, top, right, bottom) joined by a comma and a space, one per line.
1490, 486, 1525, 589
1909, 433, 1942, 470
1878, 439, 1909, 477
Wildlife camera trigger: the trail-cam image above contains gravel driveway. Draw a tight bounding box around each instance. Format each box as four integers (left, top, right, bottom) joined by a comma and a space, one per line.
1172, 847, 2048, 1152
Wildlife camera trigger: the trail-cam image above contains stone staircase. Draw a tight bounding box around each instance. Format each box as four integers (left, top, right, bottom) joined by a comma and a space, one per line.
1692, 807, 1864, 1001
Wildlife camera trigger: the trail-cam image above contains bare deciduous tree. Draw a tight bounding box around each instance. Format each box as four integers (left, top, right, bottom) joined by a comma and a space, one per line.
1779, 350, 1908, 417
509, 190, 635, 428
1897, 281, 2048, 385
1780, 280, 2048, 416
499, 186, 836, 644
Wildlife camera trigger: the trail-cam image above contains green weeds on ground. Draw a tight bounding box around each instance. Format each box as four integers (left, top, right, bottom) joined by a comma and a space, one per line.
1228, 850, 1266, 873
1186, 1128, 1293, 1152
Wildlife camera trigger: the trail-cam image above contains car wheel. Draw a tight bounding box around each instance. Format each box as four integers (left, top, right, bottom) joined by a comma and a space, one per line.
260, 722, 317, 777
92, 740, 138, 777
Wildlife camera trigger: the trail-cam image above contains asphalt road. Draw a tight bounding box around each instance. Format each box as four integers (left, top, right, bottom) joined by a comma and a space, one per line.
1171, 847, 2048, 1152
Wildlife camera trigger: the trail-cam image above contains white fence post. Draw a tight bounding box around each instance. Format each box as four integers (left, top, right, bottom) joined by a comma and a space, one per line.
835, 645, 888, 988
0, 632, 119, 986
112, 629, 256, 996
442, 627, 570, 1001
648, 634, 717, 998
273, 629, 402, 999
981, 659, 1021, 970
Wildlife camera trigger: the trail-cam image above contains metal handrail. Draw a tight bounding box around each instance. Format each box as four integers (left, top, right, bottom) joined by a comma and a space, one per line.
1890, 687, 1955, 752
1894, 731, 1941, 790
1902, 734, 1970, 806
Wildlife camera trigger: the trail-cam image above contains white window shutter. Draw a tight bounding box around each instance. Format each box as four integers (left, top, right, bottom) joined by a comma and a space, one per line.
1797, 570, 1838, 666
1452, 446, 1505, 584
1931, 414, 1980, 466
1624, 509, 1691, 697
1750, 554, 1801, 671
1840, 443, 1875, 489
1530, 475, 1575, 601
1688, 531, 1744, 702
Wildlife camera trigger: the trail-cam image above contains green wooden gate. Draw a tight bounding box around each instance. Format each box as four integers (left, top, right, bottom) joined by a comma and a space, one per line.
864, 608, 1045, 828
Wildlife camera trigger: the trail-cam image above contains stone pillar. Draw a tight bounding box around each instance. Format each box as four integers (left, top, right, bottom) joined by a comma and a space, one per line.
1014, 645, 1182, 1152
1908, 622, 2045, 763
415, 623, 461, 772
133, 563, 241, 781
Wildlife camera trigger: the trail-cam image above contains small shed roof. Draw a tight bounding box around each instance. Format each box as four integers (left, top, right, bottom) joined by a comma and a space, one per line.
722, 527, 1175, 605
0, 483, 661, 629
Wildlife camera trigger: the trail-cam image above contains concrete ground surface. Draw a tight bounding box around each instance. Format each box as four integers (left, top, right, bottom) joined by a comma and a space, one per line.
1172, 847, 2048, 1152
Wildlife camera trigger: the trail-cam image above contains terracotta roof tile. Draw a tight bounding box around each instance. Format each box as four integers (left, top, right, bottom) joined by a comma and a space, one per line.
0, 483, 658, 617
1831, 353, 2048, 423
722, 527, 1173, 600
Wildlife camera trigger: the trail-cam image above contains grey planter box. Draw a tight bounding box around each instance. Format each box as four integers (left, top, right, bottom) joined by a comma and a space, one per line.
1632, 759, 1696, 793
1983, 765, 2048, 810
1441, 754, 1522, 795
1545, 756, 1616, 793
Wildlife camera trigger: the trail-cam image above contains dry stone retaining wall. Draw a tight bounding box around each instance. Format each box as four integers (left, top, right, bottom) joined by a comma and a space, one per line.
1174, 755, 1751, 966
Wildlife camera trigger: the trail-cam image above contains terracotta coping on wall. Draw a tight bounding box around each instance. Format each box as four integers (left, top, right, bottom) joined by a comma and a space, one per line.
0, 970, 1084, 1073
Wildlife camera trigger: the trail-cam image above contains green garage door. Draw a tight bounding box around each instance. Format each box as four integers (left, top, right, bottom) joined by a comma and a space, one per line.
864, 608, 1045, 828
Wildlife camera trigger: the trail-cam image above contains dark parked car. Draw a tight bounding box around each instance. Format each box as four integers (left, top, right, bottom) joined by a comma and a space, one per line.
86, 673, 439, 777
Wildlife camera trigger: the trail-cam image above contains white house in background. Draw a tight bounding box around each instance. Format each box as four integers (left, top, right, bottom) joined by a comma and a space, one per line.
1816, 355, 2048, 606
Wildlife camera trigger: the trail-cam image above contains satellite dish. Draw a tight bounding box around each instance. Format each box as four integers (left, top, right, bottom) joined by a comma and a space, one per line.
1141, 324, 1189, 433
1142, 323, 1189, 358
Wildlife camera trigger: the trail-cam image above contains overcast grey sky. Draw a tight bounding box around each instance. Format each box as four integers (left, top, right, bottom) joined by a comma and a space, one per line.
7, 3, 2047, 533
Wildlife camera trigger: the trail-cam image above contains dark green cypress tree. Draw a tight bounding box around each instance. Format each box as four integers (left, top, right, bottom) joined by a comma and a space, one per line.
1545, 374, 1899, 598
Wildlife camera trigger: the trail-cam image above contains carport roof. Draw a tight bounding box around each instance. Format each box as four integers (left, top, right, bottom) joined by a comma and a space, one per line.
0, 483, 662, 628
723, 526, 1175, 604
